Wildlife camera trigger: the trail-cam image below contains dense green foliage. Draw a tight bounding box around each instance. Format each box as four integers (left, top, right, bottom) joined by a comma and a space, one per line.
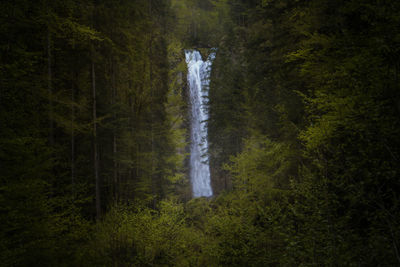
208, 0, 400, 265
1, 0, 188, 265
1, 0, 400, 266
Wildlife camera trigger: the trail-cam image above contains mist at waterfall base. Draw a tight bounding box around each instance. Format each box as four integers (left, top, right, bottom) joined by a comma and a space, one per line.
185, 50, 215, 198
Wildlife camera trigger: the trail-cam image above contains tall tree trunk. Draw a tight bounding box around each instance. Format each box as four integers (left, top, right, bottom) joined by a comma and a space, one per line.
112, 59, 118, 201
91, 0, 100, 219
113, 133, 117, 200
71, 77, 75, 196
47, 29, 54, 146
148, 0, 157, 208
92, 57, 101, 219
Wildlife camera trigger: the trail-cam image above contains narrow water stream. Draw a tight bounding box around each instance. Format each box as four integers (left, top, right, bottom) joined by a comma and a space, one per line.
185, 50, 215, 198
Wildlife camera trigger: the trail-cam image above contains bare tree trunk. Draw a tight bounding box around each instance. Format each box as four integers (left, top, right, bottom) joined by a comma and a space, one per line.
71, 78, 75, 196
149, 26, 156, 207
92, 58, 101, 220
148, 0, 157, 207
47, 29, 54, 146
91, 0, 100, 219
113, 134, 117, 200
112, 59, 118, 201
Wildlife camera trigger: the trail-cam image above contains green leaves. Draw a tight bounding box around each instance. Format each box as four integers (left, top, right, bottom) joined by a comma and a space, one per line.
87, 200, 204, 266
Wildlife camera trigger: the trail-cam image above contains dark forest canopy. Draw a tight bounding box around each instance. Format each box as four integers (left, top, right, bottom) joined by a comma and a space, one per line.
1, 0, 400, 266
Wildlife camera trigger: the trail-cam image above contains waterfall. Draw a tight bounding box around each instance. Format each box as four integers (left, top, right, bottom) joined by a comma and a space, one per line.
185, 50, 215, 198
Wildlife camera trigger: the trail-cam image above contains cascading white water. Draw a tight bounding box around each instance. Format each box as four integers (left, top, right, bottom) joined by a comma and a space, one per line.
185, 49, 215, 198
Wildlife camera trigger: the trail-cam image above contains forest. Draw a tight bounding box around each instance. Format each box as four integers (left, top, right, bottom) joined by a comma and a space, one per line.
1, 0, 400, 266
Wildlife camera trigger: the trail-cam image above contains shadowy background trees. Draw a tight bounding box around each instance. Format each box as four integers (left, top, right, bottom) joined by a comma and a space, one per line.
1, 0, 400, 265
